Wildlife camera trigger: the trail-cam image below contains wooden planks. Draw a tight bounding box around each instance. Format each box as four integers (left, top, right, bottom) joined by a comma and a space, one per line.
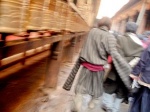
0, 33, 86, 70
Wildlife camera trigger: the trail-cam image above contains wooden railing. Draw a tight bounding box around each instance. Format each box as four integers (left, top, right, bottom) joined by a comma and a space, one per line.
0, 32, 87, 87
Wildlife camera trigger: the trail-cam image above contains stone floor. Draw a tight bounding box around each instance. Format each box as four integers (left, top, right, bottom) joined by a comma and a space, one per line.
0, 51, 129, 112
21, 53, 129, 112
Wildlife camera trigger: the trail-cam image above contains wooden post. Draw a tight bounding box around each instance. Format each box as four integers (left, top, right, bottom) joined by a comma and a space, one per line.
44, 40, 64, 88
78, 33, 87, 51
65, 37, 76, 62
0, 33, 10, 67
1, 33, 10, 46
21, 32, 30, 65
136, 0, 147, 25
0, 40, 5, 47
73, 33, 87, 53
75, 34, 85, 53
75, 35, 80, 53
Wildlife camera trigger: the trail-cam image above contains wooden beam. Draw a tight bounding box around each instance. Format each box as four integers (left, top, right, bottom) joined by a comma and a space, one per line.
0, 33, 86, 70
44, 41, 64, 88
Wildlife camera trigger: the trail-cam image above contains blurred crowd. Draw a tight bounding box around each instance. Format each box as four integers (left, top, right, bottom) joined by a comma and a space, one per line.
63, 17, 150, 112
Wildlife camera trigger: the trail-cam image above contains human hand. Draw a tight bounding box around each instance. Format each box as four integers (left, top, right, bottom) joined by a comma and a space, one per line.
132, 79, 140, 89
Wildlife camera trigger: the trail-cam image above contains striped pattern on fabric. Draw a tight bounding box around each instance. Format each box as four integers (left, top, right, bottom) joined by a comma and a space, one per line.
63, 27, 131, 97
107, 35, 132, 89
75, 67, 104, 98
63, 57, 81, 90
79, 28, 109, 65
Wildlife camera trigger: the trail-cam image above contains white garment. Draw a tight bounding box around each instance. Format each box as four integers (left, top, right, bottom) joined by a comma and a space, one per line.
112, 98, 123, 112
128, 33, 142, 68
132, 79, 140, 89
128, 33, 143, 46
102, 93, 114, 111
129, 57, 140, 68
102, 93, 123, 112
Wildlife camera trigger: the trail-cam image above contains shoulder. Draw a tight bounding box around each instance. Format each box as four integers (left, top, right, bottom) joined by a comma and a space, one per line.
106, 32, 116, 40
117, 35, 126, 42
88, 28, 102, 36
107, 33, 117, 44
90, 28, 100, 32
91, 28, 112, 37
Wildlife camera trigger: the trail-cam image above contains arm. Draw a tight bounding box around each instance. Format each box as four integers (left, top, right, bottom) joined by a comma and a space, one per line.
131, 48, 149, 77
117, 37, 125, 58
107, 35, 131, 89
129, 50, 149, 89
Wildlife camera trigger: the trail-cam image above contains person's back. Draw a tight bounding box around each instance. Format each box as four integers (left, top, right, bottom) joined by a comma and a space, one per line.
118, 22, 143, 63
102, 22, 143, 112
118, 34, 143, 62
80, 27, 112, 65
63, 17, 131, 112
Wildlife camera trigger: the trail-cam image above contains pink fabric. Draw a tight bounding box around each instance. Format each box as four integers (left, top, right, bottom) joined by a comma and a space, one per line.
107, 55, 112, 64
81, 62, 104, 72
142, 41, 148, 49
142, 39, 150, 49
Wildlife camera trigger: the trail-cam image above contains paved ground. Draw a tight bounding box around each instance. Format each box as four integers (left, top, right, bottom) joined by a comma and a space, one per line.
21, 53, 129, 112
0, 52, 129, 112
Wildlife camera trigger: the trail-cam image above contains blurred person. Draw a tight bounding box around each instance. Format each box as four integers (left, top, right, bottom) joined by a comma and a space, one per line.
109, 30, 119, 38
102, 31, 120, 81
138, 31, 150, 48
102, 22, 143, 112
129, 45, 150, 112
144, 31, 150, 47
102, 31, 126, 112
118, 22, 144, 110
138, 34, 148, 49
63, 17, 131, 112
138, 34, 148, 41
142, 31, 150, 41
118, 22, 144, 69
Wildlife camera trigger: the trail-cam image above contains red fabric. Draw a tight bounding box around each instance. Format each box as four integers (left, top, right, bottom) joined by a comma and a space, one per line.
107, 55, 112, 64
81, 62, 104, 72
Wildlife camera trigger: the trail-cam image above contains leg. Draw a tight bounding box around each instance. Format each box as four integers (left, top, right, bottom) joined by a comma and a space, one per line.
72, 93, 92, 112
129, 91, 142, 112
102, 78, 117, 111
102, 92, 114, 111
113, 89, 123, 112
113, 80, 125, 112
141, 87, 150, 112
112, 97, 123, 112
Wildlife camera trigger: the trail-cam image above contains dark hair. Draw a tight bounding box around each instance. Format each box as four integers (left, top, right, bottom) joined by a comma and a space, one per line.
97, 17, 112, 30
125, 22, 138, 33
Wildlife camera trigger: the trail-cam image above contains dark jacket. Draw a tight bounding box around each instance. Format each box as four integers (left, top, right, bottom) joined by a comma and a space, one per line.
132, 45, 150, 87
